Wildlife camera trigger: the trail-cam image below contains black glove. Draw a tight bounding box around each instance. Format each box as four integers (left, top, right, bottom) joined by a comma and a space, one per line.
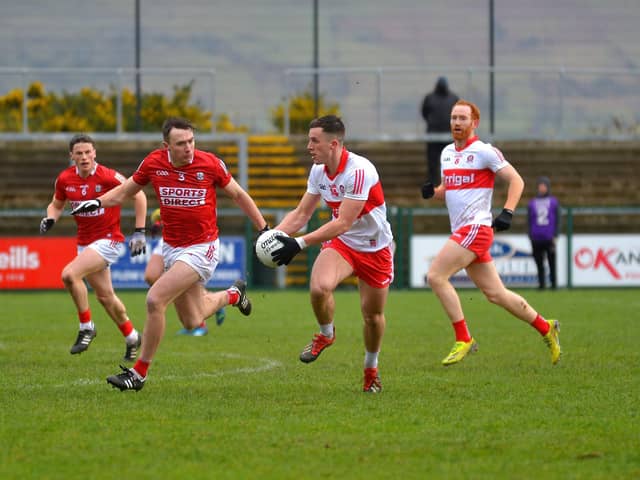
129, 228, 147, 257
421, 181, 435, 199
492, 208, 513, 232
254, 224, 270, 247
256, 224, 270, 239
40, 217, 56, 235
70, 199, 101, 215
40, 217, 55, 234
271, 235, 304, 266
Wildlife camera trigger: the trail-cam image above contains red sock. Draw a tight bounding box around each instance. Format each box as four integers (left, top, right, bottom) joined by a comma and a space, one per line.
118, 320, 134, 337
78, 309, 91, 324
227, 289, 239, 306
453, 319, 472, 342
133, 360, 150, 378
531, 314, 550, 336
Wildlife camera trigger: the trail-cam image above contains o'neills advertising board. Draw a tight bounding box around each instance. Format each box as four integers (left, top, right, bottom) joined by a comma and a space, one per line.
0, 237, 76, 289
572, 234, 640, 286
0, 235, 246, 290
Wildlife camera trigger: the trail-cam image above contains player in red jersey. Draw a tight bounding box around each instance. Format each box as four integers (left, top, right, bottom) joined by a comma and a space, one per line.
420, 100, 561, 366
270, 115, 394, 393
40, 134, 148, 361
72, 117, 268, 391
144, 208, 226, 334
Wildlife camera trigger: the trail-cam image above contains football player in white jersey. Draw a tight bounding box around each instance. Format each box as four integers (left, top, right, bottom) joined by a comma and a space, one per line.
421, 100, 561, 366
270, 115, 394, 393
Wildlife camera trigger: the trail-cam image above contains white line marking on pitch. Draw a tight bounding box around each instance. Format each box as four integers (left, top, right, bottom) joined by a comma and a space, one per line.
52, 352, 283, 388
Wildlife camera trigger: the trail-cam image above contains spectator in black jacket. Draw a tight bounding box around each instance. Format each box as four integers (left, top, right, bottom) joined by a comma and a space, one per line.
421, 77, 459, 185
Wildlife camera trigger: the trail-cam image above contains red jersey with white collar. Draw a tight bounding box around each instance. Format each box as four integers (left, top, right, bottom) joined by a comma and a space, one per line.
132, 148, 231, 247
54, 163, 125, 246
440, 136, 509, 232
307, 148, 393, 252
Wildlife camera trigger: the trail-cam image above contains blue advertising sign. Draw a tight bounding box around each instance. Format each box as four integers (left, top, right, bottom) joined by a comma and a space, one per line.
110, 236, 246, 289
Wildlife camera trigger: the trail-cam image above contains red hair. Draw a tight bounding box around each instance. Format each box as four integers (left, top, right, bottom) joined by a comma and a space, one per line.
454, 99, 480, 122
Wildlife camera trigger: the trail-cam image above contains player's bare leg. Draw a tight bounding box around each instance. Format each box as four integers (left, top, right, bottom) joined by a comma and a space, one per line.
467, 261, 561, 363
300, 249, 351, 363
427, 240, 476, 322
427, 240, 479, 365
61, 247, 107, 317
87, 268, 141, 361
86, 269, 129, 326
173, 284, 227, 335
360, 280, 388, 392
309, 248, 352, 325
140, 260, 199, 363
466, 262, 537, 322
62, 248, 107, 355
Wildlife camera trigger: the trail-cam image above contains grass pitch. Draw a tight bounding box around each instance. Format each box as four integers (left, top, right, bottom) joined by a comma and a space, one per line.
1, 288, 638, 479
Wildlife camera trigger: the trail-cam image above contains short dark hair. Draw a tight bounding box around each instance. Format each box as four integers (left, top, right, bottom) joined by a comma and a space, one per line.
162, 117, 195, 142
309, 115, 345, 141
69, 134, 95, 152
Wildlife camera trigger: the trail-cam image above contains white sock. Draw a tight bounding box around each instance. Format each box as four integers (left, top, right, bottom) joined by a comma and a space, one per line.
125, 330, 139, 345
364, 350, 379, 369
319, 322, 334, 338
79, 322, 95, 331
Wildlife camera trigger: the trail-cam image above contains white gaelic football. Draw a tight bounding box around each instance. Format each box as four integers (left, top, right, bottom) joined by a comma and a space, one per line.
255, 229, 289, 268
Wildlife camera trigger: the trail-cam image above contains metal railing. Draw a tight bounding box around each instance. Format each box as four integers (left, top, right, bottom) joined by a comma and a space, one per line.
0, 66, 216, 137
283, 65, 640, 140
2, 65, 640, 141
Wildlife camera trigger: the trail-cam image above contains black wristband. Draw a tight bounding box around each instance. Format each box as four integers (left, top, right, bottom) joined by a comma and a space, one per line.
134, 227, 146, 233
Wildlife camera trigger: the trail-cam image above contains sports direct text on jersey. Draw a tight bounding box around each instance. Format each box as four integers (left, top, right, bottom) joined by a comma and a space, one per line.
158, 187, 206, 207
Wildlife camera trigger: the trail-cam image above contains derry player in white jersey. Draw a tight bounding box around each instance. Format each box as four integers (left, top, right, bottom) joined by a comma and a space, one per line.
421, 100, 561, 367
271, 115, 393, 393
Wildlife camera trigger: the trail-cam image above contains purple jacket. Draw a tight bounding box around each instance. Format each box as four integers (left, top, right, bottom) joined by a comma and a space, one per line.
528, 195, 560, 241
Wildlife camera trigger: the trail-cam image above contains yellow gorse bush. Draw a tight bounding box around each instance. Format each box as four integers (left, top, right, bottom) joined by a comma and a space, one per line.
0, 80, 249, 133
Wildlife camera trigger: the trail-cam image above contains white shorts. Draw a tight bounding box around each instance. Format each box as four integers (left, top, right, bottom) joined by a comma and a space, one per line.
78, 239, 124, 266
152, 238, 164, 256
163, 239, 220, 283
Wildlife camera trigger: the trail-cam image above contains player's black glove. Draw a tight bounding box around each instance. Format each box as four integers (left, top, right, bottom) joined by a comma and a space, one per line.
492, 208, 513, 232
129, 228, 147, 257
39, 217, 55, 234
421, 181, 435, 199
271, 235, 305, 266
70, 199, 101, 215
253, 224, 270, 249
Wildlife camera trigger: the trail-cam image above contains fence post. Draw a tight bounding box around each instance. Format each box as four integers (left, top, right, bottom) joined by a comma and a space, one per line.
566, 207, 573, 288
116, 68, 123, 134
21, 69, 29, 134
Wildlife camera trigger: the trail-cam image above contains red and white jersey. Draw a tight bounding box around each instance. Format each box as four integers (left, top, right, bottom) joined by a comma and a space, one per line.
440, 137, 509, 232
132, 148, 231, 248
307, 148, 393, 252
54, 163, 124, 246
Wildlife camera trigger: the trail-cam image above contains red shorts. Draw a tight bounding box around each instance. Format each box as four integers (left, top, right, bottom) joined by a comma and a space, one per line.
450, 224, 494, 263
322, 237, 394, 289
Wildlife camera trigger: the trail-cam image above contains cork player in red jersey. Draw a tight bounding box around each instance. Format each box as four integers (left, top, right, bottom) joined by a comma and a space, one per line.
40, 134, 148, 362
72, 118, 268, 391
